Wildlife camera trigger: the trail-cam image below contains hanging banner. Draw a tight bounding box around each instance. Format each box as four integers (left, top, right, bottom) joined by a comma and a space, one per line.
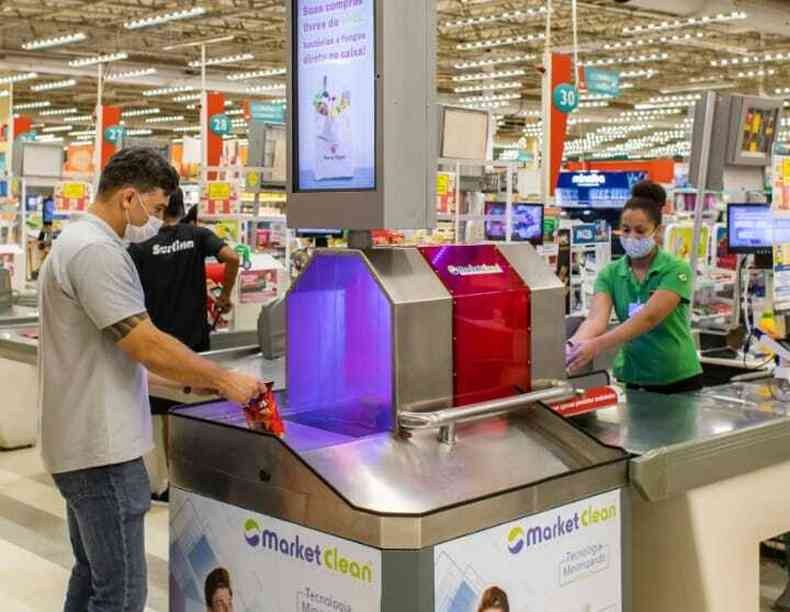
204, 92, 225, 176
170, 489, 382, 612
549, 54, 572, 197
98, 106, 122, 170
434, 490, 623, 612
249, 101, 287, 125
583, 67, 620, 97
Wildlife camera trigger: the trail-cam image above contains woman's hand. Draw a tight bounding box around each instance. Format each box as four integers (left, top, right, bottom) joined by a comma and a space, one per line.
567, 338, 603, 374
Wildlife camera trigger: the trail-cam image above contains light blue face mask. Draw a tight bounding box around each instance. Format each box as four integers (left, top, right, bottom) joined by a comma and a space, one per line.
620, 233, 656, 259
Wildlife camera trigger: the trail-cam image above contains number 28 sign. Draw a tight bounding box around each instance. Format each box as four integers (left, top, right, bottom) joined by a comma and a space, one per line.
553, 83, 579, 114
209, 113, 231, 136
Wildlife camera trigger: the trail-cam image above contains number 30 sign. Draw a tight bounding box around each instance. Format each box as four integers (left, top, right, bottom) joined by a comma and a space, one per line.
553, 83, 579, 114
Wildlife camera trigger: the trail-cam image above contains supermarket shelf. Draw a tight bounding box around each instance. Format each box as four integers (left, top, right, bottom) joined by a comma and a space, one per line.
201, 214, 286, 223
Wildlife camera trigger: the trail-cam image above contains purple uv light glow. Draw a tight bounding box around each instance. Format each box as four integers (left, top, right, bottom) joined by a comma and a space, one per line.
287, 253, 394, 436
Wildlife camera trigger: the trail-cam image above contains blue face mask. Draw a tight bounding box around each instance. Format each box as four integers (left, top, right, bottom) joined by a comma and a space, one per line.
620, 233, 656, 259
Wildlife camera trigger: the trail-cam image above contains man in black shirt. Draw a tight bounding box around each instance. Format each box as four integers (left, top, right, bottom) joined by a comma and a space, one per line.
129, 188, 240, 500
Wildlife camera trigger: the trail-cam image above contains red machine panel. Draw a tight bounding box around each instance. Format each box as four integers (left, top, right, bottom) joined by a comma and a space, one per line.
419, 245, 531, 406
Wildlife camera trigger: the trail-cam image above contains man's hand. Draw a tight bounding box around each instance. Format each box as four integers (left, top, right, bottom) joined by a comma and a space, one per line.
216, 294, 233, 314
217, 371, 268, 406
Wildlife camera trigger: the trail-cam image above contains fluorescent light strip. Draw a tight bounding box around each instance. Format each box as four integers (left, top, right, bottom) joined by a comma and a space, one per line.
63, 115, 92, 122
246, 83, 287, 93
581, 53, 669, 67
68, 52, 128, 67
142, 85, 195, 97
712, 51, 790, 67
172, 126, 201, 133
456, 32, 545, 51
443, 6, 548, 29
463, 101, 512, 110
188, 53, 254, 68
30, 78, 77, 92
125, 6, 206, 30
454, 81, 521, 94
458, 92, 521, 104
226, 68, 286, 81
647, 94, 701, 104
226, 109, 245, 116
174, 93, 202, 103
452, 69, 526, 83
455, 54, 536, 70
106, 67, 157, 81
40, 107, 78, 116
619, 69, 658, 79
68, 129, 95, 137
14, 101, 51, 110
733, 69, 776, 79
127, 129, 153, 136
624, 11, 747, 35
122, 107, 160, 118
0, 72, 37, 84
579, 101, 610, 109
42, 125, 73, 133
23, 32, 86, 50
145, 115, 185, 123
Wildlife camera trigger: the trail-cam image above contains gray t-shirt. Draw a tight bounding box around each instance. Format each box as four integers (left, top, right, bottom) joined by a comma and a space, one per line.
38, 213, 152, 474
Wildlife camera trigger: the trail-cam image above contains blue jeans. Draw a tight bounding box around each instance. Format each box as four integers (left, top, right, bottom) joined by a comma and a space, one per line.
53, 458, 151, 612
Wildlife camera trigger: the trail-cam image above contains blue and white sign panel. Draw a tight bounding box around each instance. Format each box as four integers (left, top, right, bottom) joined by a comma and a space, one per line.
556, 171, 647, 208
584, 67, 620, 97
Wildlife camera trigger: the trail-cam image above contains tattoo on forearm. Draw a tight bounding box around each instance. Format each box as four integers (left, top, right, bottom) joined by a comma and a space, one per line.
105, 312, 149, 341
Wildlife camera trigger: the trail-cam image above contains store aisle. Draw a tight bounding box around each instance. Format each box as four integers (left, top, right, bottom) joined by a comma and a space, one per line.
0, 447, 168, 612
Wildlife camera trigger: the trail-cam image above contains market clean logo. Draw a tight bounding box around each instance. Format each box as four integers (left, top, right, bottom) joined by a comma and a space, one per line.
507, 501, 617, 555
243, 518, 374, 584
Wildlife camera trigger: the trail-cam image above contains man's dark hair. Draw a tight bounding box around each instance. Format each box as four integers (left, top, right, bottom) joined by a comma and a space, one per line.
204, 567, 232, 607
182, 204, 198, 225
97, 146, 179, 199
166, 187, 185, 220
632, 179, 667, 208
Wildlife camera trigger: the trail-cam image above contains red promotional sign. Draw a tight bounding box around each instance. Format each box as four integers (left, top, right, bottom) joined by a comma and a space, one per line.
550, 386, 619, 417
99, 106, 121, 170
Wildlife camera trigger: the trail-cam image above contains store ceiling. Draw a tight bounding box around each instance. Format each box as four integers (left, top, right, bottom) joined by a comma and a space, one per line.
0, 0, 787, 157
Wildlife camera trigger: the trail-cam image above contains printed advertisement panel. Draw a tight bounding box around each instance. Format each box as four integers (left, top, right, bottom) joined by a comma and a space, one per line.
170, 489, 382, 612
556, 171, 646, 208
294, 0, 376, 191
435, 489, 622, 612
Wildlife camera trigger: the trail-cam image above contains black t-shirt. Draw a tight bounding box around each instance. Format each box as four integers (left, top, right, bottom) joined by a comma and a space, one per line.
129, 224, 225, 352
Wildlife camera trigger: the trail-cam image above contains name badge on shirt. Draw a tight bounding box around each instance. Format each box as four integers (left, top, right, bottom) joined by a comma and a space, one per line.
628, 302, 644, 318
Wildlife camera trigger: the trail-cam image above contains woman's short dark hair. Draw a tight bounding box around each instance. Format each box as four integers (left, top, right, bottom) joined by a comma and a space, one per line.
478, 586, 510, 612
623, 196, 662, 227
632, 179, 667, 208
166, 187, 185, 220
97, 146, 179, 199
204, 567, 232, 607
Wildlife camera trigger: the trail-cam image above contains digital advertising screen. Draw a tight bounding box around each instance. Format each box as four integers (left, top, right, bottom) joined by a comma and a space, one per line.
740, 107, 778, 157
555, 171, 647, 208
293, 0, 376, 192
484, 202, 544, 245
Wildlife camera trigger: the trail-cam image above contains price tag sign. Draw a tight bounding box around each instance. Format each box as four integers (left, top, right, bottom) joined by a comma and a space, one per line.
245, 171, 261, 191
207, 181, 232, 200
436, 173, 449, 197
62, 182, 86, 199
553, 83, 579, 114
209, 113, 231, 136
104, 125, 126, 144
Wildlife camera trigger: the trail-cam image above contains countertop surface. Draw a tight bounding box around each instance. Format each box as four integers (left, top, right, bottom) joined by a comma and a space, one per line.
0, 305, 38, 327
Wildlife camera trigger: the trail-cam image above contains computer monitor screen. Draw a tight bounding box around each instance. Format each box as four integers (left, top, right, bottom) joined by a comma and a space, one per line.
726, 204, 783, 254
484, 202, 544, 245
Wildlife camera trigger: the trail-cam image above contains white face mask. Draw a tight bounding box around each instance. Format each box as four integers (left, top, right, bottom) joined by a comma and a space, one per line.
124, 193, 163, 243
620, 233, 657, 259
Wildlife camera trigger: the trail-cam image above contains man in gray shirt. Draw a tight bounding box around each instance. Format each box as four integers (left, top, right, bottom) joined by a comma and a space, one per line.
38, 147, 266, 612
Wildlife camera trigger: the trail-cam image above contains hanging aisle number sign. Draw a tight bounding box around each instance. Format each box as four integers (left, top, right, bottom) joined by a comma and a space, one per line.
209, 113, 231, 136
553, 83, 579, 114
104, 125, 127, 144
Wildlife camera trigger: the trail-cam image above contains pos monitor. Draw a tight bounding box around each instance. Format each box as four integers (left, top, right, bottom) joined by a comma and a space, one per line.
725, 203, 790, 257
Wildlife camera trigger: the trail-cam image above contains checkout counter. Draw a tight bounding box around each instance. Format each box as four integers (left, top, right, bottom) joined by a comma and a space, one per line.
168, 243, 790, 612
0, 305, 39, 449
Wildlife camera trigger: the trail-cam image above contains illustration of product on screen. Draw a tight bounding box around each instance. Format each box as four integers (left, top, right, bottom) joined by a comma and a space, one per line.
314, 76, 353, 180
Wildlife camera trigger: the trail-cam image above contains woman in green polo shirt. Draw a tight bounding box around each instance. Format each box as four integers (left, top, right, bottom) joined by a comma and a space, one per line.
566, 196, 703, 394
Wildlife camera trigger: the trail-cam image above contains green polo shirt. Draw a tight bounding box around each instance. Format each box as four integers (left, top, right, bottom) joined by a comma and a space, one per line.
593, 249, 702, 386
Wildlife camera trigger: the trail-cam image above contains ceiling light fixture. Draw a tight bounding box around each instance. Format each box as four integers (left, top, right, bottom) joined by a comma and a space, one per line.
68, 129, 95, 137
453, 81, 522, 94
142, 85, 195, 97
68, 52, 128, 67
173, 93, 202, 103
456, 33, 545, 51
63, 114, 92, 122
172, 126, 201, 133
455, 54, 537, 70
40, 107, 79, 116
581, 53, 670, 67
712, 51, 790, 67
126, 129, 154, 136
246, 83, 287, 93
452, 69, 526, 83
0, 72, 37, 84
121, 107, 161, 118
458, 92, 521, 104
734, 68, 776, 79
227, 67, 287, 81
125, 6, 207, 30
106, 67, 158, 81
14, 100, 50, 111
41, 125, 73, 133
188, 53, 254, 68
624, 11, 747, 35
145, 115, 185, 123
23, 32, 86, 50
443, 6, 549, 29
30, 78, 77, 92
